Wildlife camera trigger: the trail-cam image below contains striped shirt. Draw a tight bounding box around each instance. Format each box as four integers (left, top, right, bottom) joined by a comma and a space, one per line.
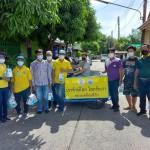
30, 60, 51, 86
46, 60, 54, 84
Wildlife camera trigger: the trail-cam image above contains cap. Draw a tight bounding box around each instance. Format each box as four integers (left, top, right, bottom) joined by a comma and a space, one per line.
59, 50, 66, 55
0, 51, 8, 60
16, 56, 24, 60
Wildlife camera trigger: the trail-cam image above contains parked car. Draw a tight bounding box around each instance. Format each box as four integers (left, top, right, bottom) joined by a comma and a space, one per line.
100, 54, 108, 62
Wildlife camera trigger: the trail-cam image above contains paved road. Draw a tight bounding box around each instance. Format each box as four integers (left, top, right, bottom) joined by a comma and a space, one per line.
0, 60, 150, 150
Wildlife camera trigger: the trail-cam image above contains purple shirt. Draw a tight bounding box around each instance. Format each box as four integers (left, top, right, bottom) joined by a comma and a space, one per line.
105, 57, 123, 81
30, 60, 51, 86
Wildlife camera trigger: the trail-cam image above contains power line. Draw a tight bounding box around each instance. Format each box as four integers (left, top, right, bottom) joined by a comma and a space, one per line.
96, 0, 120, 11
120, 2, 143, 35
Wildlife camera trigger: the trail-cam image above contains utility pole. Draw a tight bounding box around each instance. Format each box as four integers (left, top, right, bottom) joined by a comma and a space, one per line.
111, 30, 113, 48
118, 16, 120, 40
141, 0, 147, 44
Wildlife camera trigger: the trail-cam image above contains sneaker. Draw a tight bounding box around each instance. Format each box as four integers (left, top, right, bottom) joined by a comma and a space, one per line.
109, 106, 114, 109
45, 110, 49, 113
0, 118, 6, 123
17, 113, 23, 119
114, 108, 119, 112
37, 111, 42, 114
4, 117, 11, 121
137, 111, 146, 116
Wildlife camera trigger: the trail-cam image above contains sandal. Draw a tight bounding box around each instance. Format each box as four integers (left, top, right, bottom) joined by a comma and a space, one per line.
123, 106, 132, 110
132, 108, 137, 113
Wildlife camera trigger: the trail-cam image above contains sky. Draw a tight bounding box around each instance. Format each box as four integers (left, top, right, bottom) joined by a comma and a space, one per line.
90, 0, 150, 38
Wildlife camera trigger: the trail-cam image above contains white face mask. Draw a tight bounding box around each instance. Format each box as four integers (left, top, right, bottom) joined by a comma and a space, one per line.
0, 58, 5, 63
47, 56, 52, 61
59, 55, 65, 60
127, 52, 134, 57
108, 53, 114, 58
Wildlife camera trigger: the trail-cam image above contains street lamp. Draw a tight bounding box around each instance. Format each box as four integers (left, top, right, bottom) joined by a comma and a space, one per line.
95, 0, 143, 21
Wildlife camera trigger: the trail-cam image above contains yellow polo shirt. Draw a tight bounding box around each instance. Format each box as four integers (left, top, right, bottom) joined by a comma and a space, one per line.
53, 59, 72, 84
11, 66, 32, 93
0, 63, 8, 88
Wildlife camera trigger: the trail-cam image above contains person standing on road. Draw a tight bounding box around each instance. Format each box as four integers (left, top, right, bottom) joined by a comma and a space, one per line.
102, 48, 123, 112
11, 55, 32, 118
0, 51, 10, 123
52, 50, 72, 112
73, 53, 91, 77
121, 46, 139, 112
30, 49, 51, 114
46, 51, 57, 108
134, 44, 150, 116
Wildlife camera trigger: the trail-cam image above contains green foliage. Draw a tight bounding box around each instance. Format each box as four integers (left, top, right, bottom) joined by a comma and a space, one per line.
55, 0, 88, 44
82, 41, 99, 54
0, 0, 60, 39
83, 5, 101, 42
114, 30, 141, 51
77, 51, 82, 58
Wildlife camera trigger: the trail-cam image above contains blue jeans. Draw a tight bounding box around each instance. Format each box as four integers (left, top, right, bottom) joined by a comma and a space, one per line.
14, 87, 30, 114
55, 83, 65, 111
138, 79, 150, 112
108, 79, 119, 109
36, 85, 49, 111
0, 87, 9, 119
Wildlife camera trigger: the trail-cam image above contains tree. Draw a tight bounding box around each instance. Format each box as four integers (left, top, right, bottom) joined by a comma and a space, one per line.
0, 0, 60, 39
82, 41, 100, 54
83, 4, 101, 42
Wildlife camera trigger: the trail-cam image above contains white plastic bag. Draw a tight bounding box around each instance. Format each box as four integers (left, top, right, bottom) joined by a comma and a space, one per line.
8, 93, 17, 109
48, 89, 54, 101
26, 93, 38, 106
119, 84, 124, 94
148, 102, 150, 110
5, 68, 13, 77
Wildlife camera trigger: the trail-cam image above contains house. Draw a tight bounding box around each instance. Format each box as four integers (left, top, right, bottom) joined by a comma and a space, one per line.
139, 12, 150, 44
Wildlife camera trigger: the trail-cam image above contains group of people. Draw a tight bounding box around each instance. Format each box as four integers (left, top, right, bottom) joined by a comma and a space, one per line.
0, 49, 90, 123
102, 44, 150, 116
0, 44, 150, 124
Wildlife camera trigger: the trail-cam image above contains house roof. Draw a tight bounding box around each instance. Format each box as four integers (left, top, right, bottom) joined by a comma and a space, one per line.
138, 12, 150, 30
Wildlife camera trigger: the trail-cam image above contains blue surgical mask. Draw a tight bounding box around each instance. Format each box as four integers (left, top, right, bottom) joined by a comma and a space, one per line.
17, 61, 24, 66
47, 56, 52, 61
128, 52, 134, 57
37, 55, 43, 60
0, 58, 5, 63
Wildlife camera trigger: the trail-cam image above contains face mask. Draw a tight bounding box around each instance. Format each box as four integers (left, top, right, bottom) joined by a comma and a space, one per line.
47, 56, 52, 61
141, 50, 148, 55
0, 58, 5, 63
82, 57, 86, 61
17, 61, 24, 66
37, 55, 43, 60
59, 55, 65, 60
128, 52, 134, 57
108, 53, 114, 58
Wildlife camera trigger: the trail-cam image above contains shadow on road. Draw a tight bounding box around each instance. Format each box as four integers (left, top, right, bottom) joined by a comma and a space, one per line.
0, 102, 150, 149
